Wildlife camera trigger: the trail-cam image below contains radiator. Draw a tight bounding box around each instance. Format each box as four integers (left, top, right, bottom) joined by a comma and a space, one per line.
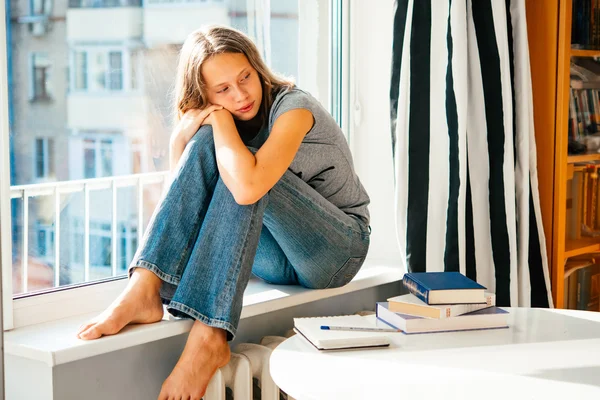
204, 311, 375, 400
203, 335, 296, 400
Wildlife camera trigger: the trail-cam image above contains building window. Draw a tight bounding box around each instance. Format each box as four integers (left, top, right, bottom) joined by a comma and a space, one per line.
72, 48, 125, 92
83, 139, 96, 178
108, 51, 123, 90
90, 222, 112, 267
83, 137, 114, 178
34, 138, 55, 179
30, 0, 51, 15
130, 50, 139, 91
74, 51, 88, 90
31, 53, 52, 100
70, 220, 137, 272
36, 223, 55, 260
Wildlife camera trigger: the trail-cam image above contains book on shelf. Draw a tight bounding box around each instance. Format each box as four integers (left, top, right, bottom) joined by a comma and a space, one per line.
576, 263, 600, 311
386, 292, 496, 319
376, 302, 509, 334
568, 272, 579, 310
293, 315, 391, 351
567, 164, 600, 239
564, 257, 600, 311
402, 271, 486, 305
571, 0, 600, 50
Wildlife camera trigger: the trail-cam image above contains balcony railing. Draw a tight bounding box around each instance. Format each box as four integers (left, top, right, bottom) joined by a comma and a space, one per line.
9, 171, 169, 293
69, 0, 142, 8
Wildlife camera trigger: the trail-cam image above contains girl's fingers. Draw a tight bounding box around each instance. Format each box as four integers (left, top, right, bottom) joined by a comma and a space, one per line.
199, 105, 223, 122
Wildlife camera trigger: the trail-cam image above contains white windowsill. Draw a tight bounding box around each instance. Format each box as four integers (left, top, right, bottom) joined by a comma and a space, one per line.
4, 260, 402, 367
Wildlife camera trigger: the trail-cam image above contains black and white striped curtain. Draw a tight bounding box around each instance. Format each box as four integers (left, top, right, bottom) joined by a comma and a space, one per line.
390, 0, 553, 308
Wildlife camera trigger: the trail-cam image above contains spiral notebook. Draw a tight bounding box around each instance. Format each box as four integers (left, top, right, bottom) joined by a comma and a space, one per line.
293, 315, 391, 351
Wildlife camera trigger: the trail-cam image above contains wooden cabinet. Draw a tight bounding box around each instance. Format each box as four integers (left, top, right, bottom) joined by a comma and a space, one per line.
528, 0, 600, 309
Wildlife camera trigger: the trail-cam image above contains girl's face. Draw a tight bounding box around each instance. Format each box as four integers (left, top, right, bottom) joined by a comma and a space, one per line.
201, 52, 263, 121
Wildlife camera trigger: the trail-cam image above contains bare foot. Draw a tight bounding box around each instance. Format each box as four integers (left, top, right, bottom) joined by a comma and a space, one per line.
76, 268, 165, 340
158, 321, 231, 400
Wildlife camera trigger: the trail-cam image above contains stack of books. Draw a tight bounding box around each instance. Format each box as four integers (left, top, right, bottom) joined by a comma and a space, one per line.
376, 272, 509, 334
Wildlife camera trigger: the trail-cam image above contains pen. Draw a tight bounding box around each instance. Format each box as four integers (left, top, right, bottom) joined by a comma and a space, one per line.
320, 325, 400, 332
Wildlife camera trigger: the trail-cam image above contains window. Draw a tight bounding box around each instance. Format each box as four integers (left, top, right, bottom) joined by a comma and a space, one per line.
36, 223, 55, 260
130, 50, 139, 91
2, 0, 343, 328
69, 220, 136, 279
30, 0, 51, 15
82, 136, 113, 178
34, 138, 55, 179
108, 51, 123, 90
31, 53, 52, 101
71, 48, 125, 92
73, 51, 88, 90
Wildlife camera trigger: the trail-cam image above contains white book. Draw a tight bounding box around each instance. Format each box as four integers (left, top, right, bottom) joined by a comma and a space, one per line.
386, 292, 496, 319
293, 315, 391, 350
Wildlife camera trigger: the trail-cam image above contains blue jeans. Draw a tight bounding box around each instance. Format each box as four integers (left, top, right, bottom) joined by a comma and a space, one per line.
129, 126, 370, 340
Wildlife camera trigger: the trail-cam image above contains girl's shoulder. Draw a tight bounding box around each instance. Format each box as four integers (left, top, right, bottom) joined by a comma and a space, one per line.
272, 85, 311, 103
269, 86, 322, 121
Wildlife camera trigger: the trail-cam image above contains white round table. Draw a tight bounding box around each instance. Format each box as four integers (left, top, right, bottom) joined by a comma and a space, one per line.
270, 308, 600, 400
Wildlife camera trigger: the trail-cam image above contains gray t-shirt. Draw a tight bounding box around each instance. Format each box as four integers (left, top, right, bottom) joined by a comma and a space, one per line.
264, 87, 371, 227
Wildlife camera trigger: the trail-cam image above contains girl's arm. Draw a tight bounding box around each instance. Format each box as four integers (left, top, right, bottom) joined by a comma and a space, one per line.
169, 137, 187, 173
169, 105, 223, 172
207, 108, 313, 205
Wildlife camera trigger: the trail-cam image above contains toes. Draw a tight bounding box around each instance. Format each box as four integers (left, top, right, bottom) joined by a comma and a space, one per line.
76, 322, 94, 336
156, 388, 169, 400
78, 325, 102, 340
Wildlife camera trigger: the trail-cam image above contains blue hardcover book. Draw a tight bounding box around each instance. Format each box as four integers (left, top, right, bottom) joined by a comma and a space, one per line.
376, 302, 509, 334
403, 272, 486, 305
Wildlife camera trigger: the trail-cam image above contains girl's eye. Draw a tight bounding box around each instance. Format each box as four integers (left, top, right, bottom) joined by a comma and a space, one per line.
242, 73, 250, 81
217, 87, 228, 94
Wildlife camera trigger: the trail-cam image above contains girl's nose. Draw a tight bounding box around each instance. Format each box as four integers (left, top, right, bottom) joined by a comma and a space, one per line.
234, 86, 248, 102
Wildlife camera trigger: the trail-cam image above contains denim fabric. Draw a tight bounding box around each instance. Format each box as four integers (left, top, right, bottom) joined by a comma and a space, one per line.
129, 125, 370, 340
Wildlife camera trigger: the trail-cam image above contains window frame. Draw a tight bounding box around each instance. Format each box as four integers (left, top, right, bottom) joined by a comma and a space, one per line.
1, 2, 350, 330
1, 2, 14, 330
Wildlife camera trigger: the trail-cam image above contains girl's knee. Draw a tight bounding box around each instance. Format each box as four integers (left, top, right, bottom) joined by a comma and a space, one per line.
189, 125, 216, 149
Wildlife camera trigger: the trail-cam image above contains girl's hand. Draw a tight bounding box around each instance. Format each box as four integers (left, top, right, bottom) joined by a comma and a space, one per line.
201, 108, 233, 127
172, 104, 223, 145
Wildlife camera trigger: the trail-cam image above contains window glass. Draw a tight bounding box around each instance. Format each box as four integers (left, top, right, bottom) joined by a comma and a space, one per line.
32, 53, 52, 99
6, 0, 334, 298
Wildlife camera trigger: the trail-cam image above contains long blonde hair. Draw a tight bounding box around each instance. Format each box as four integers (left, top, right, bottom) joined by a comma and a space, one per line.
173, 25, 294, 123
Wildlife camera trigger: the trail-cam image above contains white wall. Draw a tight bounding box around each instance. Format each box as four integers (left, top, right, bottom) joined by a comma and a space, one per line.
350, 0, 402, 267
67, 8, 144, 42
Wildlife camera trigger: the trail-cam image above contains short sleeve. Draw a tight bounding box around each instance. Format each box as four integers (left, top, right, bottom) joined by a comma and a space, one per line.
268, 88, 319, 129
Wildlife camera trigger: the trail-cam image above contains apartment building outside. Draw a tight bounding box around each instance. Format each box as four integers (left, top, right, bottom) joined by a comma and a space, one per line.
7, 0, 325, 297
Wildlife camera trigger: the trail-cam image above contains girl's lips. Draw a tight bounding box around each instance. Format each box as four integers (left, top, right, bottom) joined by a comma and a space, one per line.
238, 102, 254, 113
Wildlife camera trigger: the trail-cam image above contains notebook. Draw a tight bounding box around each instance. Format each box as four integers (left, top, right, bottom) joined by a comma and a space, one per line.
293, 315, 391, 351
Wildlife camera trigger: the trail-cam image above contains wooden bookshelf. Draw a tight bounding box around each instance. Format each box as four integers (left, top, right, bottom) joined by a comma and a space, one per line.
571, 49, 600, 57
528, 0, 600, 309
565, 237, 600, 258
567, 153, 600, 163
